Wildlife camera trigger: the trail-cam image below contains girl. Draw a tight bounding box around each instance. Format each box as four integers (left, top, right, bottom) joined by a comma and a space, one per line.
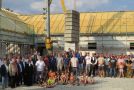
69, 72, 75, 85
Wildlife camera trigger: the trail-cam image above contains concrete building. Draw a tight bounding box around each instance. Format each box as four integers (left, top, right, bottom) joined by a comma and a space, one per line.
0, 9, 134, 56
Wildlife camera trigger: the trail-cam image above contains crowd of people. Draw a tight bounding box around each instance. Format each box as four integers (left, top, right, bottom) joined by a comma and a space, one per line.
0, 48, 134, 89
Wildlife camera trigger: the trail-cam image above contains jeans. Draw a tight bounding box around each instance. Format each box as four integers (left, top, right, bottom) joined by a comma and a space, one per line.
2, 75, 8, 89
78, 64, 83, 75
105, 65, 110, 77
36, 71, 44, 83
110, 68, 116, 77
72, 67, 78, 78
86, 64, 90, 76
89, 64, 96, 76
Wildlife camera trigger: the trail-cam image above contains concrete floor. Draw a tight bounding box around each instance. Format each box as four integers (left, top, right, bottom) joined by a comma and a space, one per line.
1, 77, 134, 90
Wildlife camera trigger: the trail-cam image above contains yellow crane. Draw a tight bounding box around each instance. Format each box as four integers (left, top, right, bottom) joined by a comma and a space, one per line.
51, 0, 76, 13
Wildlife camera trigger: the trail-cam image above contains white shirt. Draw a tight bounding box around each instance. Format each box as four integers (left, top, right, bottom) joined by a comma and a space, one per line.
70, 57, 78, 67
35, 60, 45, 71
85, 56, 91, 65
57, 57, 63, 66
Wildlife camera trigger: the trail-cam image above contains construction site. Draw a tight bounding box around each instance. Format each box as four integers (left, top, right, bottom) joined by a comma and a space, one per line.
0, 0, 134, 57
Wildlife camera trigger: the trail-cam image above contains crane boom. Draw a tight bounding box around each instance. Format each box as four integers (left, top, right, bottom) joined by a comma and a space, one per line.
60, 0, 67, 13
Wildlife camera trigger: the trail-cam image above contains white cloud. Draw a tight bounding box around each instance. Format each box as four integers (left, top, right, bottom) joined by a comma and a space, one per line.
77, 0, 110, 10
30, 0, 61, 13
30, 1, 45, 11
30, 0, 111, 13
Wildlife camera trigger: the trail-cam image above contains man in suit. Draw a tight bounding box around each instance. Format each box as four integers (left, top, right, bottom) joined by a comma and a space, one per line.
1, 58, 9, 89
16, 56, 24, 85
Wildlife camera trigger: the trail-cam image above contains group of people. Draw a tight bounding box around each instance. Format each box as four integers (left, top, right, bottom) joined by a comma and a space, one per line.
0, 48, 134, 89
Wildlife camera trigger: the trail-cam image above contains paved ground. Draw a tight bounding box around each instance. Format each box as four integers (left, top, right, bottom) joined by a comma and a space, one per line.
1, 77, 134, 90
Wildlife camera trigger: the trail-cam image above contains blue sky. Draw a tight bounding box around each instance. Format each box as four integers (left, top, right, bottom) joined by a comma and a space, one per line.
2, 0, 134, 14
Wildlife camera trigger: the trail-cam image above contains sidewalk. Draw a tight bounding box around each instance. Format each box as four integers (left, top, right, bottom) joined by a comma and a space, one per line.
0, 77, 134, 90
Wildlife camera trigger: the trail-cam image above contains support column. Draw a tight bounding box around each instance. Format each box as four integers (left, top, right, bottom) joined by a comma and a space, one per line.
64, 10, 80, 51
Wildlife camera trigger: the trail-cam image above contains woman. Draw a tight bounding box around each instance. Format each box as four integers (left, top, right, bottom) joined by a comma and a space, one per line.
1, 58, 9, 89
9, 58, 18, 88
24, 56, 34, 86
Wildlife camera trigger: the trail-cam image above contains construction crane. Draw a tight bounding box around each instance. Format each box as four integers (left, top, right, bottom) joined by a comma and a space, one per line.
60, 0, 76, 13
49, 0, 76, 13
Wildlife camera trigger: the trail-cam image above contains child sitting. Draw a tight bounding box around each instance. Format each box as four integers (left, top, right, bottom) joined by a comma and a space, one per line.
79, 73, 89, 85
69, 72, 75, 85
42, 70, 57, 88
59, 72, 67, 85
79, 73, 95, 85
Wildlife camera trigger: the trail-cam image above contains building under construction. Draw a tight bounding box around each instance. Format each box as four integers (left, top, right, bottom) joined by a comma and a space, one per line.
0, 8, 134, 56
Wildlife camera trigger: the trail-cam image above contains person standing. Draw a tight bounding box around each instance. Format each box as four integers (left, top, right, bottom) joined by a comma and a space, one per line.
104, 55, 110, 77
89, 53, 97, 77
35, 56, 46, 84
16, 56, 24, 86
9, 58, 18, 88
70, 53, 78, 78
63, 54, 70, 72
78, 52, 85, 75
56, 53, 63, 74
98, 54, 105, 77
117, 55, 125, 78
49, 53, 57, 72
1, 58, 9, 89
85, 52, 91, 76
109, 56, 117, 77
24, 57, 34, 86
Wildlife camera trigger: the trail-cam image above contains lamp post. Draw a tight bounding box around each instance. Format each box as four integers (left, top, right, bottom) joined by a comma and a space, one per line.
45, 0, 52, 54
125, 23, 128, 54
46, 0, 50, 38
101, 25, 104, 53
123, 22, 127, 54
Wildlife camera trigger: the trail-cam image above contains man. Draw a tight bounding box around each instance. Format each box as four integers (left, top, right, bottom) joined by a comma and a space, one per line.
49, 53, 57, 72
85, 52, 91, 76
78, 52, 85, 75
89, 53, 97, 77
70, 53, 78, 78
16, 56, 24, 86
35, 56, 46, 83
109, 56, 117, 77
98, 54, 105, 77
104, 55, 110, 77
9, 58, 18, 88
56, 53, 63, 74
1, 58, 9, 89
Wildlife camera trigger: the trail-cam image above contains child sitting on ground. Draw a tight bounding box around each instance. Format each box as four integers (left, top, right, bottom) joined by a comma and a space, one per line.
79, 73, 95, 85
59, 72, 67, 85
69, 72, 75, 85
42, 70, 57, 88
79, 73, 89, 85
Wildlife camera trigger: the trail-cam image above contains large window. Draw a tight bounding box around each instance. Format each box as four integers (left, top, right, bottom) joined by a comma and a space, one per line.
88, 43, 97, 49
130, 43, 134, 50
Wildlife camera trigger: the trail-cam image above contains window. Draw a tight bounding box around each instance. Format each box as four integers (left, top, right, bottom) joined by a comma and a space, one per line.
88, 43, 97, 49
130, 43, 134, 50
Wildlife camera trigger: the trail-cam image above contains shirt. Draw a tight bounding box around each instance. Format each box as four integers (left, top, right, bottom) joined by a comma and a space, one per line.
85, 56, 91, 65
70, 57, 78, 67
35, 60, 45, 71
56, 57, 63, 66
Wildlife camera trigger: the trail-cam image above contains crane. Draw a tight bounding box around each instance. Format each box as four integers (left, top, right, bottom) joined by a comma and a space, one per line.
51, 0, 76, 13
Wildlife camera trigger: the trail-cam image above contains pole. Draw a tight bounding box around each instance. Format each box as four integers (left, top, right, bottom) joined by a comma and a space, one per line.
126, 23, 127, 54
0, 0, 2, 10
102, 25, 104, 53
46, 0, 50, 38
45, 0, 52, 54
